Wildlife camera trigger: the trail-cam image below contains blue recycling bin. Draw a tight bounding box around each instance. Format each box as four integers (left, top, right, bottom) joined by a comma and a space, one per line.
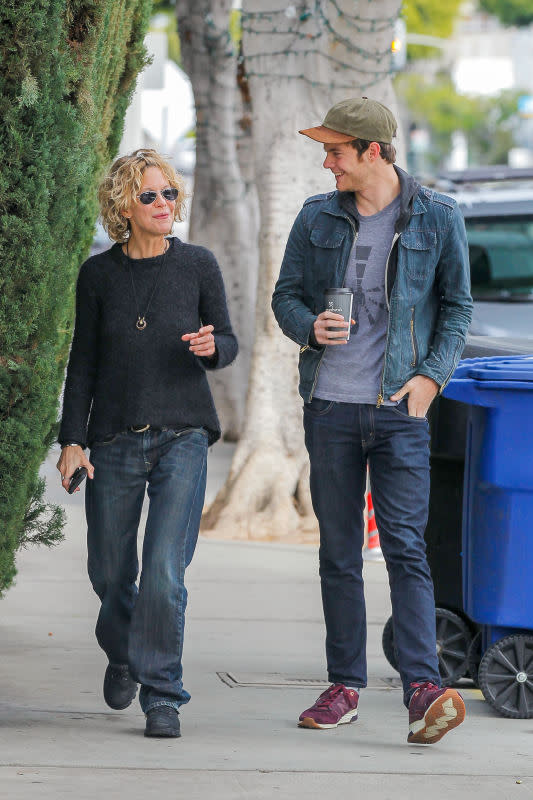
444, 356, 533, 634
443, 356, 533, 718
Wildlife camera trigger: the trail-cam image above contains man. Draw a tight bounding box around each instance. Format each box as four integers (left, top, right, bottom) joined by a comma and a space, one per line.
272, 97, 472, 744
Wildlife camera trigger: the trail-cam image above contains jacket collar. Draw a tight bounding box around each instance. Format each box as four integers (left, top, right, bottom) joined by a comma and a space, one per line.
324, 165, 422, 233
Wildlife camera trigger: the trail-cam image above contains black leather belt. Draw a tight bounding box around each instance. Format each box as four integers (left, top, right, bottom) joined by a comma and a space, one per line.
129, 424, 151, 433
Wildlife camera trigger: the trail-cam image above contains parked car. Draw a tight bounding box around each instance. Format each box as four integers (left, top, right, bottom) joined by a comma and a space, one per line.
172, 136, 196, 176
436, 167, 533, 341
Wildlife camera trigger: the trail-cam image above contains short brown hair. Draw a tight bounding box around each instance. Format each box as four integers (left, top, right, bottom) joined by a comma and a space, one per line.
98, 149, 187, 243
350, 138, 396, 165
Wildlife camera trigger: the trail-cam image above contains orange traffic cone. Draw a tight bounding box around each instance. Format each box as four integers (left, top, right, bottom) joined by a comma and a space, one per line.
363, 490, 384, 562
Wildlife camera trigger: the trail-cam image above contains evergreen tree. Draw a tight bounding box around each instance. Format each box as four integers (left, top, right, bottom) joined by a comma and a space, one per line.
0, 0, 152, 594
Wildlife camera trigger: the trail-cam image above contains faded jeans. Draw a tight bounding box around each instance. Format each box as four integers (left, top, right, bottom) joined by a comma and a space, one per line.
303, 398, 441, 706
86, 427, 208, 713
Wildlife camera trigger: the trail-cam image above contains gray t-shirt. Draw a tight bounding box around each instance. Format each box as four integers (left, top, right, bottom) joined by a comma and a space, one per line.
314, 194, 400, 404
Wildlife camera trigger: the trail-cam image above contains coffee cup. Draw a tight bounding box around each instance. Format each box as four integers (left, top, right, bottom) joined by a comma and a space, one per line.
324, 288, 353, 341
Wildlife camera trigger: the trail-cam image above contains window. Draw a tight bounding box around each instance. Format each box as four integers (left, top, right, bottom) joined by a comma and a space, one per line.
466, 217, 533, 297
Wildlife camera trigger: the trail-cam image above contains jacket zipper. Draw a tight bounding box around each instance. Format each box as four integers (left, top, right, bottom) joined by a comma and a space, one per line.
439, 344, 461, 393
410, 306, 418, 366
309, 218, 357, 401
383, 233, 399, 312
309, 348, 327, 400
377, 233, 400, 407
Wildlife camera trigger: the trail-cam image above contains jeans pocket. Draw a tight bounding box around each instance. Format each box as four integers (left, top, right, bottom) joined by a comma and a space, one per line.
171, 427, 208, 439
390, 401, 428, 422
303, 398, 335, 416
91, 431, 123, 447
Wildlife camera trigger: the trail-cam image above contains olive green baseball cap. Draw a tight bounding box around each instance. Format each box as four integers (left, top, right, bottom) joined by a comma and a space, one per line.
299, 97, 397, 144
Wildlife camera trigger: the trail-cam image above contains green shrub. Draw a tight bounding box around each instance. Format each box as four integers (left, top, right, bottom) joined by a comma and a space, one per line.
0, 0, 152, 595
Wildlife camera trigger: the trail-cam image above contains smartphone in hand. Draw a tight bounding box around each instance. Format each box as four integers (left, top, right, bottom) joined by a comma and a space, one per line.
68, 466, 88, 494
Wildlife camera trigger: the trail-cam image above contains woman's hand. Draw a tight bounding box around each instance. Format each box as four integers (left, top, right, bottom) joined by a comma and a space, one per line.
56, 445, 94, 493
182, 324, 216, 358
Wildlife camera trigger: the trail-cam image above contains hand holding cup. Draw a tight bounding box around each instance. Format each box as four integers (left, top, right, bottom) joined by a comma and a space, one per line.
313, 311, 354, 345
314, 288, 355, 345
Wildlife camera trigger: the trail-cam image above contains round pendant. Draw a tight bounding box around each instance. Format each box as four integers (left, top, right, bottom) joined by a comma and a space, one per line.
136, 317, 147, 330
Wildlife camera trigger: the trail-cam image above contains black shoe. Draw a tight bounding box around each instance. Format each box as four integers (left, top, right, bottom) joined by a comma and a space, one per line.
103, 664, 137, 710
144, 706, 181, 738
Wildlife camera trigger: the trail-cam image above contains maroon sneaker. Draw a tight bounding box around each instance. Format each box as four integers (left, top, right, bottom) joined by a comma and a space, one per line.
298, 684, 359, 729
408, 682, 465, 744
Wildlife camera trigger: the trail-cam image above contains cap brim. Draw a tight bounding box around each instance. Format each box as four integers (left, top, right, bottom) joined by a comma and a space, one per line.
299, 125, 355, 144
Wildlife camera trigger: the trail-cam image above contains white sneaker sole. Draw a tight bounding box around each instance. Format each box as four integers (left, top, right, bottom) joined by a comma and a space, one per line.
298, 709, 358, 729
408, 689, 465, 744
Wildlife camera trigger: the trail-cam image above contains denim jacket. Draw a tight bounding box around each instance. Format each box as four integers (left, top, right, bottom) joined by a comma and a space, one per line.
272, 166, 473, 404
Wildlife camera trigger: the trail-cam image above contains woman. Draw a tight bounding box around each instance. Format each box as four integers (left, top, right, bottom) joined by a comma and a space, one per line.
57, 149, 238, 738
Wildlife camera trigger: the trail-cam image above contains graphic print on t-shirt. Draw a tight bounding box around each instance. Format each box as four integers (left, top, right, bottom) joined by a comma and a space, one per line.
313, 193, 400, 404
352, 245, 388, 335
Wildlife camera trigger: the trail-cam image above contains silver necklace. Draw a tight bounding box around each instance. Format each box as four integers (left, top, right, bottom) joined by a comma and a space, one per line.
125, 239, 169, 331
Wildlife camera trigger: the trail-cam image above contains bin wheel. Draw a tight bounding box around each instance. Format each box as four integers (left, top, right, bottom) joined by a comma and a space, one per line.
382, 616, 398, 671
478, 634, 533, 719
467, 631, 482, 687
382, 609, 471, 685
435, 608, 472, 686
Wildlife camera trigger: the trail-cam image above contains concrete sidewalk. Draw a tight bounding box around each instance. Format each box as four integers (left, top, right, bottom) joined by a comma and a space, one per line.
0, 445, 530, 799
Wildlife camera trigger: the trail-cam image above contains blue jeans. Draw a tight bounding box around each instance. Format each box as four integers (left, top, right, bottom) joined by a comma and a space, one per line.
303, 398, 440, 706
85, 427, 208, 713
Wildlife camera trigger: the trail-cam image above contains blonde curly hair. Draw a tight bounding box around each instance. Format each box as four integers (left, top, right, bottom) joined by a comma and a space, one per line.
98, 149, 187, 243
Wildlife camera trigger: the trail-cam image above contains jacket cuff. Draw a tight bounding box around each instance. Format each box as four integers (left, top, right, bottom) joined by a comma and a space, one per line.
416, 366, 449, 393
306, 319, 323, 351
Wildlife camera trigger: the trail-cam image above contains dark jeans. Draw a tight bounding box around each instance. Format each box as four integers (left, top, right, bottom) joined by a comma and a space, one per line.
85, 427, 208, 713
303, 398, 440, 706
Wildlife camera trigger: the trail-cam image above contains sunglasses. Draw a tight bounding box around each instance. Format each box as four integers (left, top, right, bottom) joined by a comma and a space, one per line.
137, 188, 179, 205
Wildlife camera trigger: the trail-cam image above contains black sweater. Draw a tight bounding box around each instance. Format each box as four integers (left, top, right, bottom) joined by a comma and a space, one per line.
59, 237, 238, 447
